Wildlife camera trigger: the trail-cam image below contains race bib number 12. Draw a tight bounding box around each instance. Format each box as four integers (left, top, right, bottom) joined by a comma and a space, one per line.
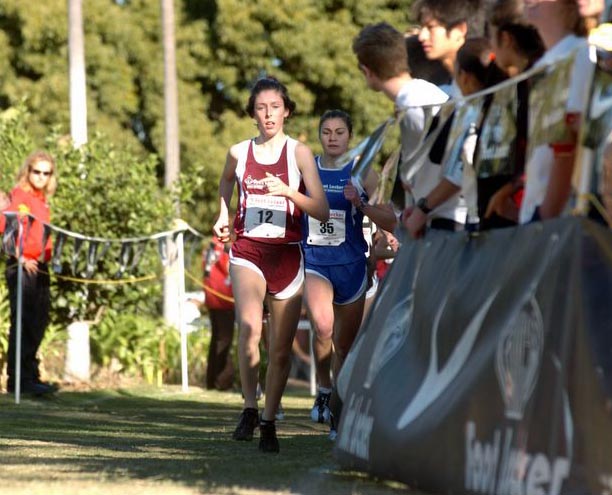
244, 195, 287, 238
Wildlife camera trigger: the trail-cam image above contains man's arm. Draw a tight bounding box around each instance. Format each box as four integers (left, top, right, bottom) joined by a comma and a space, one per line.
402, 179, 460, 238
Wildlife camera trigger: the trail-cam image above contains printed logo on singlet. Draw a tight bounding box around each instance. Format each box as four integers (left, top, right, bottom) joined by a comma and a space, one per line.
244, 175, 267, 191
323, 184, 345, 194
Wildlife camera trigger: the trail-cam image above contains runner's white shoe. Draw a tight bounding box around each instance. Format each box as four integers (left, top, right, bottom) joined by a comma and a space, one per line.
310, 390, 331, 423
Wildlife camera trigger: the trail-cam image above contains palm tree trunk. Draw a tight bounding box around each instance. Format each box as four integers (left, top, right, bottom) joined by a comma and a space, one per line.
160, 0, 184, 337
68, 0, 88, 147
161, 0, 180, 195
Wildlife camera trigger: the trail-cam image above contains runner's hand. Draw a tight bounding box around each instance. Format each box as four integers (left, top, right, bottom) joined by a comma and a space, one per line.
265, 172, 292, 198
213, 217, 231, 243
343, 183, 361, 207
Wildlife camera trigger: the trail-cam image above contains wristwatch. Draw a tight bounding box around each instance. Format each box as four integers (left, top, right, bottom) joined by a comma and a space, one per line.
416, 197, 432, 214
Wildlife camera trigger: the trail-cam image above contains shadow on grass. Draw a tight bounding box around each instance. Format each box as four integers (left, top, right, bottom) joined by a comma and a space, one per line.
0, 387, 412, 494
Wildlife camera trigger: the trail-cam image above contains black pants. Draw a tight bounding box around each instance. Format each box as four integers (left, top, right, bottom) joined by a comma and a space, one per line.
6, 262, 50, 387
206, 308, 235, 390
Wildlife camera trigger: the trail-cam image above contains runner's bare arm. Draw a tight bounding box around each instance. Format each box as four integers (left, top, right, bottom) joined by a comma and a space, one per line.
213, 148, 238, 242
262, 143, 328, 221
290, 143, 329, 222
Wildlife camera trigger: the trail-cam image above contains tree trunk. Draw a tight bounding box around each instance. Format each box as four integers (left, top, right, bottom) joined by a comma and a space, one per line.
68, 0, 88, 147
161, 0, 180, 195
160, 0, 183, 329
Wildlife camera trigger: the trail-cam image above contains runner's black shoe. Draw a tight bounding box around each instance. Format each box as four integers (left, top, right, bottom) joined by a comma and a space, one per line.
232, 408, 259, 441
259, 419, 279, 453
310, 390, 331, 423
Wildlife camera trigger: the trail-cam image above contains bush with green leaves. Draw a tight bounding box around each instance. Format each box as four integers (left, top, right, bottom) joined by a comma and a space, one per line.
2, 106, 180, 322
0, 106, 207, 383
91, 312, 210, 385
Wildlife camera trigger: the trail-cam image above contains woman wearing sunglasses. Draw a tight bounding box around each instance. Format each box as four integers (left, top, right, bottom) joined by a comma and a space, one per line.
0, 151, 57, 396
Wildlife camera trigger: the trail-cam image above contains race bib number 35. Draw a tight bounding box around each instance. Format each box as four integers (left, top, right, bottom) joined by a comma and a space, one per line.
307, 209, 346, 246
244, 195, 287, 238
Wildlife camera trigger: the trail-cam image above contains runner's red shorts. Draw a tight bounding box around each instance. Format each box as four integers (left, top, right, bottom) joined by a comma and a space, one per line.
230, 238, 303, 299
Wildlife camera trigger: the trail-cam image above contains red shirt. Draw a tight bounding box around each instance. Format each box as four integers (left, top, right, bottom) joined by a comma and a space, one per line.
203, 236, 234, 310
0, 186, 52, 262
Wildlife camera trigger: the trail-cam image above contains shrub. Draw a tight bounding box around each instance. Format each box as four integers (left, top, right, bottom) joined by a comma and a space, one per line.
0, 105, 207, 386
92, 313, 210, 386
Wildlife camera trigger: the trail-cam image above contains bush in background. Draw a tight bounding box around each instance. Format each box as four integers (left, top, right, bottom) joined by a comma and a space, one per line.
92, 312, 210, 386
0, 106, 211, 388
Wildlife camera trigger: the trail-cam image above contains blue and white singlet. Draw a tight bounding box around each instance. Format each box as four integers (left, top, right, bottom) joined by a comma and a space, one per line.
302, 156, 368, 265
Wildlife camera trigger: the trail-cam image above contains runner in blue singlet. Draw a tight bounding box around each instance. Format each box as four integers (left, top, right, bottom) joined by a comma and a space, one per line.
302, 110, 397, 439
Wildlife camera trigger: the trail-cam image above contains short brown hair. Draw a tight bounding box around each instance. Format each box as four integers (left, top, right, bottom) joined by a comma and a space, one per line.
352, 23, 409, 80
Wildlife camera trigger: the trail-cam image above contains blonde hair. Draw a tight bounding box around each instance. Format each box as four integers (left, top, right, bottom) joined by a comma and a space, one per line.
16, 150, 57, 196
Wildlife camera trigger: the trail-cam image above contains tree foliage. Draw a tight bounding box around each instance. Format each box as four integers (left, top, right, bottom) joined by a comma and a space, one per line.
0, 106, 175, 324
0, 0, 413, 230
0, 1, 415, 379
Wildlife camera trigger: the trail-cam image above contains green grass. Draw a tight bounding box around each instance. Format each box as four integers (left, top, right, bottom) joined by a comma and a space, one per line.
0, 382, 419, 495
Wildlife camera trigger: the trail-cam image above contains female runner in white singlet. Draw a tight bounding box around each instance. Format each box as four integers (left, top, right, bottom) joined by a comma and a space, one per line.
213, 77, 329, 453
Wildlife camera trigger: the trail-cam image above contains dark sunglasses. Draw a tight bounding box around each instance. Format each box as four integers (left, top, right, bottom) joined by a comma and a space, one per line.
30, 169, 52, 177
